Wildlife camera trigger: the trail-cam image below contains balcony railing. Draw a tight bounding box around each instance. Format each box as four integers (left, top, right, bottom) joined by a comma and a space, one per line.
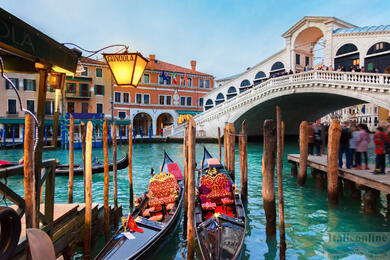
65, 91, 91, 99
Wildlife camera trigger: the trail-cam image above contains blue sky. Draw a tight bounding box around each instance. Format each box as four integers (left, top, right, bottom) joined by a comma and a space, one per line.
1, 0, 389, 78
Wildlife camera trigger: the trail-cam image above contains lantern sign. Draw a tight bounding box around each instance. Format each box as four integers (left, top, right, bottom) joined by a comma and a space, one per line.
103, 51, 148, 88
48, 72, 65, 90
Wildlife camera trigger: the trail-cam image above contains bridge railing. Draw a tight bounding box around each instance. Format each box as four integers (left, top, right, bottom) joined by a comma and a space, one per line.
172, 70, 390, 135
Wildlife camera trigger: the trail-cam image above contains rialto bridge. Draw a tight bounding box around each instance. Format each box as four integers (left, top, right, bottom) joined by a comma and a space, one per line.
172, 70, 390, 137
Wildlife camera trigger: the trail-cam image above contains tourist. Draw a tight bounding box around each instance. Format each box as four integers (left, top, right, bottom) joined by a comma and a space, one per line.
339, 121, 352, 168
373, 127, 390, 174
361, 66, 365, 72
308, 122, 315, 155
355, 124, 370, 170
313, 123, 322, 156
349, 125, 358, 167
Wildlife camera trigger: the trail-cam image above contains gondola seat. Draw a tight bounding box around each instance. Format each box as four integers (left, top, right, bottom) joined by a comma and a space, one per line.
147, 172, 179, 210
200, 172, 232, 203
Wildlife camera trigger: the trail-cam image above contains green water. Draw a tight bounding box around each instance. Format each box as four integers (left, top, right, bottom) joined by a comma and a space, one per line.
1, 140, 389, 259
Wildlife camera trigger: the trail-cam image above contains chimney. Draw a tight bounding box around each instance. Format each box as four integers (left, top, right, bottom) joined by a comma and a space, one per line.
149, 54, 155, 62
190, 60, 196, 72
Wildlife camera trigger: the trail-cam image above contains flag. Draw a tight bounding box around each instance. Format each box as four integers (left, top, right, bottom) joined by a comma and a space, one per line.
362, 104, 366, 114
172, 73, 177, 84
161, 71, 168, 82
356, 105, 359, 114
184, 74, 188, 87
127, 213, 144, 233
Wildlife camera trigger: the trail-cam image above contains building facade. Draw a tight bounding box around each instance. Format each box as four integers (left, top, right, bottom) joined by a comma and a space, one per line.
203, 16, 390, 115
0, 57, 113, 142
113, 54, 214, 136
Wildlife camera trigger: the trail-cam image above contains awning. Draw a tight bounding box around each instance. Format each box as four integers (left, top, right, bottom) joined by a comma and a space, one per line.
0, 118, 53, 125
176, 110, 198, 115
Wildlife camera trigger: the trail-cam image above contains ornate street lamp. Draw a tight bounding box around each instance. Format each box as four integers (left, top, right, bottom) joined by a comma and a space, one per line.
103, 51, 148, 88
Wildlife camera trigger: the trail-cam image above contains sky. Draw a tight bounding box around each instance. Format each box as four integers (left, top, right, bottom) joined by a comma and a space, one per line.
1, 0, 389, 78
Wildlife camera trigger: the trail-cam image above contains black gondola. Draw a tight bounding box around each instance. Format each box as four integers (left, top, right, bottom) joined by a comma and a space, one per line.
55, 154, 129, 175
95, 152, 184, 260
0, 142, 23, 150
195, 147, 246, 260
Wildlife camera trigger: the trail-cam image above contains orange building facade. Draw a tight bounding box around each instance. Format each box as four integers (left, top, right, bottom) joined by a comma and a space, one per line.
113, 55, 214, 136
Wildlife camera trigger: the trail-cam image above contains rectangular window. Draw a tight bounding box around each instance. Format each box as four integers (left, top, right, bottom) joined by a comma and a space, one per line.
180, 77, 185, 86
166, 96, 172, 105
188, 78, 192, 87
81, 67, 88, 76
143, 74, 149, 83
79, 83, 90, 97
114, 92, 121, 103
27, 100, 35, 114
159, 95, 165, 105
66, 83, 76, 93
180, 97, 186, 106
199, 97, 204, 106
45, 101, 54, 115
166, 76, 171, 85
23, 79, 36, 91
199, 79, 204, 88
143, 94, 150, 104
5, 78, 19, 89
296, 54, 300, 65
94, 84, 104, 95
67, 102, 75, 113
305, 56, 310, 66
123, 93, 129, 103
159, 75, 164, 84
96, 68, 102, 77
8, 99, 16, 114
186, 97, 192, 106
81, 103, 89, 113
136, 93, 142, 104
96, 103, 103, 114
205, 80, 210, 88
118, 111, 126, 119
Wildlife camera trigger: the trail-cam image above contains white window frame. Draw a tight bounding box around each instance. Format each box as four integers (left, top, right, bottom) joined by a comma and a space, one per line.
143, 94, 150, 104
135, 93, 142, 104
180, 96, 186, 106
158, 95, 165, 105
114, 91, 121, 103
186, 97, 192, 106
26, 99, 35, 113
166, 95, 172, 105
118, 110, 127, 119
123, 92, 130, 104
143, 73, 150, 84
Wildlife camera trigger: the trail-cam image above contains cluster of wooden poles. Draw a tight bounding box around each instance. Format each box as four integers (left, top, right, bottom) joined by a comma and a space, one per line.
182, 106, 286, 259
23, 113, 135, 260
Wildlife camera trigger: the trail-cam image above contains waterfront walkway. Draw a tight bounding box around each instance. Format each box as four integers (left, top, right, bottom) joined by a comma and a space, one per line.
287, 154, 390, 193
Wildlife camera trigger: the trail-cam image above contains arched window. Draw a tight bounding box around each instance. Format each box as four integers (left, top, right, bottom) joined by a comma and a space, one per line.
215, 93, 225, 106
367, 42, 390, 55
254, 71, 266, 86
336, 43, 358, 56
226, 86, 237, 100
271, 62, 284, 71
255, 71, 266, 79
239, 79, 251, 93
205, 99, 214, 111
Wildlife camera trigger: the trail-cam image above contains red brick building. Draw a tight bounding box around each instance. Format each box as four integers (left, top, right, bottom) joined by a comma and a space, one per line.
113, 54, 214, 136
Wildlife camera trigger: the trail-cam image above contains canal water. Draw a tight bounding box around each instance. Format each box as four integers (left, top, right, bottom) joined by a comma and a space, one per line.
1, 140, 389, 259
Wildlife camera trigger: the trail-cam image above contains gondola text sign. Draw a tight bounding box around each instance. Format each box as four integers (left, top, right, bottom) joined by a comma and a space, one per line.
103, 51, 148, 88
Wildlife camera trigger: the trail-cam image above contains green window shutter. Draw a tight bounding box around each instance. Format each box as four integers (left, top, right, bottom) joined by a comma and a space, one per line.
33, 80, 36, 91
23, 79, 27, 90
102, 85, 104, 95
79, 84, 82, 95
5, 80, 9, 89
94, 85, 97, 95
15, 79, 19, 90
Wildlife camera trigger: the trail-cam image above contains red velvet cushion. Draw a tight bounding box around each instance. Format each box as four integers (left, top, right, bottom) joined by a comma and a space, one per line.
167, 163, 183, 180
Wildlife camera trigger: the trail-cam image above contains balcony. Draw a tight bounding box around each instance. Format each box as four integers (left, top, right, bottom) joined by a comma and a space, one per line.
65, 91, 91, 99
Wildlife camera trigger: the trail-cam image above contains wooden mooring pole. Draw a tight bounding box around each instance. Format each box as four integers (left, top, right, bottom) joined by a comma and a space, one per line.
228, 123, 236, 181
297, 121, 308, 186
24, 114, 37, 229
262, 119, 276, 237
103, 120, 110, 242
83, 121, 93, 260
81, 122, 86, 201
68, 115, 74, 203
239, 120, 248, 202
276, 107, 286, 258
129, 123, 134, 210
183, 125, 189, 227
187, 118, 196, 260
218, 127, 222, 162
327, 119, 341, 204
223, 125, 228, 170
112, 122, 118, 223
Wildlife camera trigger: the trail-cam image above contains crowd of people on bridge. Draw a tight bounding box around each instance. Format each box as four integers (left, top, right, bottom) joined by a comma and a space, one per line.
307, 121, 390, 174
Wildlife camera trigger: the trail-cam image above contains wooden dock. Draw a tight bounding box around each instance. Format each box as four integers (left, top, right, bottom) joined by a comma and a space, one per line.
288, 154, 390, 193
12, 203, 121, 259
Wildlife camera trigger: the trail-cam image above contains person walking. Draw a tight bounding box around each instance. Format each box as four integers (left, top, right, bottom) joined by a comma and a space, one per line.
339, 121, 352, 168
373, 127, 390, 174
355, 124, 370, 170
349, 125, 358, 167
308, 122, 315, 155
